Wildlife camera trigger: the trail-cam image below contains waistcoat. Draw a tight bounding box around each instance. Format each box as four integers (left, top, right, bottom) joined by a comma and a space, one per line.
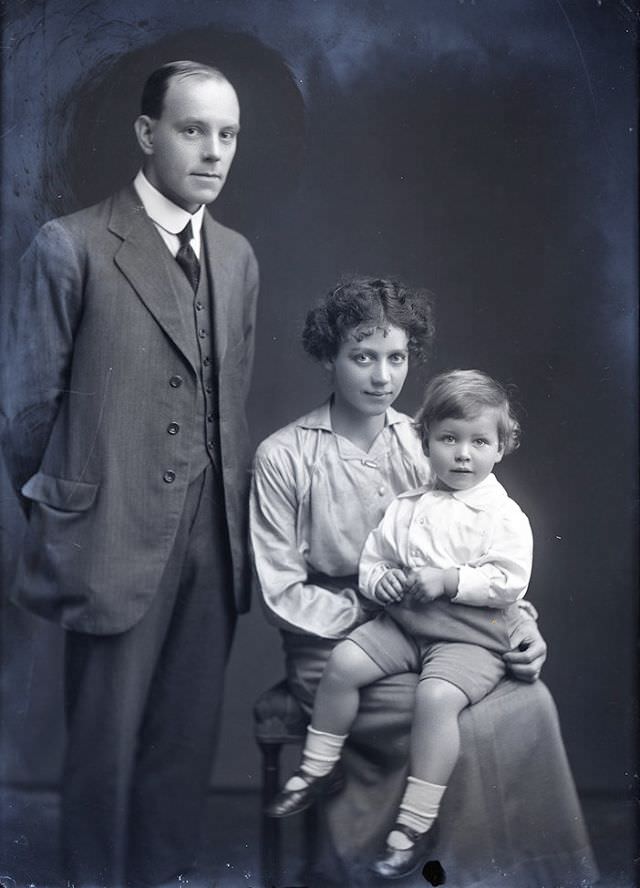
165, 236, 220, 480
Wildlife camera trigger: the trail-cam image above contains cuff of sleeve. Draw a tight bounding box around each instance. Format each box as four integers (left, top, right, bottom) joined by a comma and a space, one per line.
361, 562, 395, 599
452, 565, 498, 605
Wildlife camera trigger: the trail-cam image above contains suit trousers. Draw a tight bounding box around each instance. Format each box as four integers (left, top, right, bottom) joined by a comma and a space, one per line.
62, 464, 235, 888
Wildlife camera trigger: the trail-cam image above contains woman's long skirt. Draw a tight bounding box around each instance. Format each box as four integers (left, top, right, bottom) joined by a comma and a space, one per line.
283, 631, 598, 888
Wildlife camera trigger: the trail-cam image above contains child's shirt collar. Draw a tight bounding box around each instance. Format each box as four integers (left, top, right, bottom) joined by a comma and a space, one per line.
399, 472, 508, 511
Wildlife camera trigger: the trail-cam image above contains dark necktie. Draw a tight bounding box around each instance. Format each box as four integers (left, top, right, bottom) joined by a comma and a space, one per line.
176, 221, 200, 292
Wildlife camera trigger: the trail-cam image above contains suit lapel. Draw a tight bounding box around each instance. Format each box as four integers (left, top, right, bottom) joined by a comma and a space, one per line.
109, 187, 196, 372
202, 212, 229, 370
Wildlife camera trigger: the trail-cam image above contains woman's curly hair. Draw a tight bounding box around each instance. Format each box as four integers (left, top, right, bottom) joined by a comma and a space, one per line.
302, 278, 435, 363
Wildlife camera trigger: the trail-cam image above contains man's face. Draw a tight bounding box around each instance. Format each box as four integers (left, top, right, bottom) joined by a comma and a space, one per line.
136, 74, 240, 212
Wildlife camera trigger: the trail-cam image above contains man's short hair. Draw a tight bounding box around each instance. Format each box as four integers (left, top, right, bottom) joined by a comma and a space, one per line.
141, 60, 230, 119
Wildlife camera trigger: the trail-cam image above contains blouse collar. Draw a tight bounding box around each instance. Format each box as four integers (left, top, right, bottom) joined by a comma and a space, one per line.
297, 398, 412, 433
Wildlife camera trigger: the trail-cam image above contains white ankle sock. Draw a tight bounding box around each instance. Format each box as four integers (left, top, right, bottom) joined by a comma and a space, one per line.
284, 726, 347, 791
388, 777, 446, 850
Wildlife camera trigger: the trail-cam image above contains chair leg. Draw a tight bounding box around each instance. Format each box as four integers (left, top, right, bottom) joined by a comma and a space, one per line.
259, 742, 282, 887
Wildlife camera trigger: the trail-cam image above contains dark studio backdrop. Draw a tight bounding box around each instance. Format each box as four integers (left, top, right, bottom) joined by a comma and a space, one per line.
0, 0, 637, 871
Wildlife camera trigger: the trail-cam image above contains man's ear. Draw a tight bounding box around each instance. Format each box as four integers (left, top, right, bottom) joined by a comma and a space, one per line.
322, 358, 334, 373
134, 115, 155, 156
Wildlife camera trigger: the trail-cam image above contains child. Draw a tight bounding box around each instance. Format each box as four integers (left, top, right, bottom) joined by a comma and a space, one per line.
266, 369, 533, 880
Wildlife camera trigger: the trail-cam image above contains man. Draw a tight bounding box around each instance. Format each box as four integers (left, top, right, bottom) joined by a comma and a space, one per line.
0, 61, 258, 887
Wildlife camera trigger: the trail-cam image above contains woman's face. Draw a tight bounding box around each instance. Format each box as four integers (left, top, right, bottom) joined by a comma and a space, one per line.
327, 323, 410, 420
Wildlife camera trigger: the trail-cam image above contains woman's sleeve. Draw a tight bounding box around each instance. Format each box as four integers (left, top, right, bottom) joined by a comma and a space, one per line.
453, 505, 533, 607
250, 446, 368, 639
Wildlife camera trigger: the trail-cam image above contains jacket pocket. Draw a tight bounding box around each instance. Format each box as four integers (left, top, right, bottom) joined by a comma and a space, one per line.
21, 472, 98, 512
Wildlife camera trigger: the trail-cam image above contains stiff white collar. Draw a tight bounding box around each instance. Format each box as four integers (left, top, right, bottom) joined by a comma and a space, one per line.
133, 170, 205, 241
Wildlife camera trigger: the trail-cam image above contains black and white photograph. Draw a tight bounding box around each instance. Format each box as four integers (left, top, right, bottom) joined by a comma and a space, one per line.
0, 2, 637, 887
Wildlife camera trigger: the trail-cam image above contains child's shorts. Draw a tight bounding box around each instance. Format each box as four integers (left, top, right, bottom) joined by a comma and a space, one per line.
347, 613, 506, 704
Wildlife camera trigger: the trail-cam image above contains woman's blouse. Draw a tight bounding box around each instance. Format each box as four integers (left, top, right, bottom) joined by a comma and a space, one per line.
250, 400, 432, 639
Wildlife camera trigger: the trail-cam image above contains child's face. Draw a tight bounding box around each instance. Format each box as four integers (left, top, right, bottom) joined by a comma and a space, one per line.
326, 324, 409, 421
427, 409, 504, 491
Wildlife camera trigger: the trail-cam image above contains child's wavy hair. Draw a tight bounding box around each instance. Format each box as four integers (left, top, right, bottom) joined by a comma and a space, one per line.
415, 369, 521, 455
302, 277, 435, 363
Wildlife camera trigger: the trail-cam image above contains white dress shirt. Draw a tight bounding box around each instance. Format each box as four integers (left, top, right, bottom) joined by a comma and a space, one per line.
359, 473, 533, 608
133, 170, 205, 258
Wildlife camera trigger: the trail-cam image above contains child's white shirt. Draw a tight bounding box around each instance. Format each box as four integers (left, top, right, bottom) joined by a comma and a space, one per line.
359, 473, 533, 608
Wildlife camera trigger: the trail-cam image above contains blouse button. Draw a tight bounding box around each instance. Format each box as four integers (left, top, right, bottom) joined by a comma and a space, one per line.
377, 486, 385, 496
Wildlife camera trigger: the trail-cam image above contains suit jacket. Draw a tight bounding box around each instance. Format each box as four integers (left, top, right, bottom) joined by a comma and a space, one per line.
0, 185, 259, 634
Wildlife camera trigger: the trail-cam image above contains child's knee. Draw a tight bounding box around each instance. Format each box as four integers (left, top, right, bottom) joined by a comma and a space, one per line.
416, 678, 468, 713
325, 639, 371, 685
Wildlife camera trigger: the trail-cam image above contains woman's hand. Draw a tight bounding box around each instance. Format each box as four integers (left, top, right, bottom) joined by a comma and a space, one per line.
503, 620, 547, 682
374, 568, 407, 604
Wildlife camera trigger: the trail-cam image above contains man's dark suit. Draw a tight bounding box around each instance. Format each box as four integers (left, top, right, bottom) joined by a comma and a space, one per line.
1, 184, 259, 885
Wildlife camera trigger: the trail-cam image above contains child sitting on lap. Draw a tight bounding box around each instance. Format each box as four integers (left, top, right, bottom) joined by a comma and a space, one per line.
267, 369, 533, 880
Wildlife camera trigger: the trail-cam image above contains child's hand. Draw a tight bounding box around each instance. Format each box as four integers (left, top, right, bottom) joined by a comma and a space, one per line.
405, 566, 448, 602
373, 568, 407, 604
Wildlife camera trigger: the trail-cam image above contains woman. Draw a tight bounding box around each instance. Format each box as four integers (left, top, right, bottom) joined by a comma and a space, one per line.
250, 278, 596, 886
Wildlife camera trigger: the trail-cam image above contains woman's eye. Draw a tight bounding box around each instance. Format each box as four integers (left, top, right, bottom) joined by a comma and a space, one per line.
184, 126, 200, 136
353, 353, 370, 363
390, 353, 407, 364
